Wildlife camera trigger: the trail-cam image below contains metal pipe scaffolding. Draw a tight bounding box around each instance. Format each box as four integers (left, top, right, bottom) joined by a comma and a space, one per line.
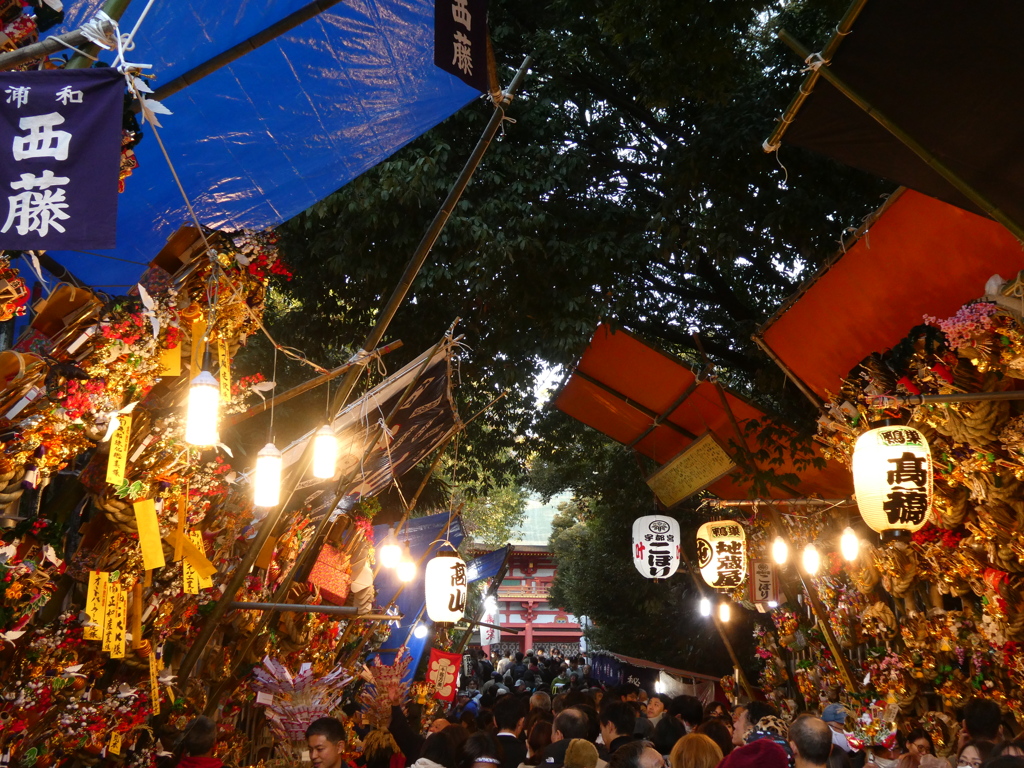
706, 498, 854, 508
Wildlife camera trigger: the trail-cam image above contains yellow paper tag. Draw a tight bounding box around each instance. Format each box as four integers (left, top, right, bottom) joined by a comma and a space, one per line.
108, 732, 122, 756
158, 343, 181, 376
131, 582, 143, 650
217, 340, 231, 401
148, 653, 161, 715
254, 535, 278, 570
105, 414, 132, 486
174, 493, 187, 562
165, 528, 217, 580
191, 530, 213, 589
84, 571, 107, 641
189, 316, 208, 375
133, 499, 166, 571
102, 575, 127, 659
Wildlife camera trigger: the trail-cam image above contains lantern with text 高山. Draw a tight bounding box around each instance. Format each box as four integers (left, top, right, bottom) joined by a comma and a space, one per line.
852, 424, 933, 539
425, 550, 468, 623
695, 520, 747, 590
631, 515, 681, 579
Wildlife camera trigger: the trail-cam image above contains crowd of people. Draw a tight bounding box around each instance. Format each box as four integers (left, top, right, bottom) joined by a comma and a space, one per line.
274, 649, 1024, 768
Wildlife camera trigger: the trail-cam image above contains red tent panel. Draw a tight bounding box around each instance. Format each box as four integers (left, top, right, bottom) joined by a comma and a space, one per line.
555, 325, 852, 499
760, 189, 1024, 401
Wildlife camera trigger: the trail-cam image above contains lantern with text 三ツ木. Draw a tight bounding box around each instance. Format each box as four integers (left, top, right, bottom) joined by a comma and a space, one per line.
424, 550, 468, 623
695, 520, 747, 590
852, 424, 933, 538
631, 515, 681, 578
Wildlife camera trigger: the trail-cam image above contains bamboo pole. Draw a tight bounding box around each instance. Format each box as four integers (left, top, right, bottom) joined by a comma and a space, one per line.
177, 56, 530, 686
777, 29, 1024, 244
66, 0, 134, 69
220, 340, 404, 429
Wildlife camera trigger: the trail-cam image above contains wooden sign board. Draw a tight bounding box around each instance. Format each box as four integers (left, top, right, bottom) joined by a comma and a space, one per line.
646, 432, 737, 507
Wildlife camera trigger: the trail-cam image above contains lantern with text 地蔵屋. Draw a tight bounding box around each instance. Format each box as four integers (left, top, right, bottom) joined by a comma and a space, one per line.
695, 520, 747, 590
852, 424, 933, 540
424, 550, 468, 624
631, 515, 681, 579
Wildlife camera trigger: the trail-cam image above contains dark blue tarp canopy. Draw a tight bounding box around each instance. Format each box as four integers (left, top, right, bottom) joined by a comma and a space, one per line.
51, 0, 482, 289
371, 511, 465, 680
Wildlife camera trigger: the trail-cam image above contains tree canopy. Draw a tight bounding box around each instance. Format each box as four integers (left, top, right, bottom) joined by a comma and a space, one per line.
248, 0, 895, 665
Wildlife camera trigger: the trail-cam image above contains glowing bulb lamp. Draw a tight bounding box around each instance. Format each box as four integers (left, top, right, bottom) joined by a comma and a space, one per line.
312, 424, 339, 479
254, 442, 283, 507
185, 371, 220, 446
413, 624, 428, 639
718, 602, 731, 622
840, 526, 860, 562
852, 423, 933, 541
378, 535, 402, 569
396, 558, 416, 583
771, 536, 788, 565
699, 598, 711, 617
802, 543, 820, 575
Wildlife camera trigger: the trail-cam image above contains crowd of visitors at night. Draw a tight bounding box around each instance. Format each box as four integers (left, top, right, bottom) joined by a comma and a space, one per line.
284, 649, 1024, 768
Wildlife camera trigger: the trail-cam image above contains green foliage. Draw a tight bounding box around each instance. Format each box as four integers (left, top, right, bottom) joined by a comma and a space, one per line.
455, 474, 528, 548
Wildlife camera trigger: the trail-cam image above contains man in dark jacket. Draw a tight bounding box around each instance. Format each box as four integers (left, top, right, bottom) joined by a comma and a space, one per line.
599, 702, 636, 756
494, 694, 527, 768
538, 708, 592, 768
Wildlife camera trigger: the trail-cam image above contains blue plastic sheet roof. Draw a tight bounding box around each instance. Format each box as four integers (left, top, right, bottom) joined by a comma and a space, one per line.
52, 0, 482, 289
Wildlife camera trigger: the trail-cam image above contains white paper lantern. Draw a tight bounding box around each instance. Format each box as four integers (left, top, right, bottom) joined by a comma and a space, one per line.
253, 442, 283, 507
185, 370, 220, 446
312, 425, 339, 479
695, 520, 747, 590
852, 424, 933, 538
631, 515, 681, 579
425, 551, 468, 623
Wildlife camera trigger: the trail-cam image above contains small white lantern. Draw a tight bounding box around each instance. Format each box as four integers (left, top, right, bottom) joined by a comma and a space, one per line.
378, 534, 402, 569
802, 543, 820, 575
771, 535, 788, 565
396, 558, 417, 583
695, 520, 747, 590
840, 526, 859, 562
185, 370, 220, 446
631, 515, 681, 579
312, 424, 339, 479
699, 597, 711, 617
852, 424, 933, 539
253, 442, 283, 507
425, 550, 468, 624
718, 602, 731, 622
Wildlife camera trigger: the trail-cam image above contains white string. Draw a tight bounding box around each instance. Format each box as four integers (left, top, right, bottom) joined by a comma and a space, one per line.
50, 37, 99, 61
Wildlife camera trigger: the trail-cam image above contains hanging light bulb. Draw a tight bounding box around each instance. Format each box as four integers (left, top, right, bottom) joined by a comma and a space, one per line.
254, 443, 283, 507
413, 624, 428, 639
378, 534, 402, 569
767, 600, 778, 609
699, 597, 711, 617
771, 535, 788, 565
312, 424, 339, 479
718, 602, 731, 622
397, 557, 417, 583
185, 370, 220, 446
802, 543, 820, 575
840, 526, 860, 562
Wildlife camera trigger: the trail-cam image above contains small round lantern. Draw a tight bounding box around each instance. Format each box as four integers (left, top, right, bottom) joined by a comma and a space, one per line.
852, 423, 933, 540
631, 515, 681, 579
695, 520, 747, 590
425, 548, 468, 624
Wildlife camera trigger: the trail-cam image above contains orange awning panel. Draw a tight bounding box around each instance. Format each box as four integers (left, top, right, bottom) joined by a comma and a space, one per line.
555, 325, 852, 500
760, 189, 1024, 401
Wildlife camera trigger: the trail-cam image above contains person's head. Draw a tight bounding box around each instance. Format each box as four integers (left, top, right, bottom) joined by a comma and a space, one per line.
610, 684, 641, 703
306, 717, 347, 768
905, 727, 933, 757
994, 741, 1024, 758
696, 718, 733, 758
526, 718, 554, 762
516, 652, 524, 663
460, 711, 479, 733
421, 730, 458, 768
669, 695, 703, 729
732, 701, 777, 746
958, 740, 996, 768
669, 733, 722, 768
531, 692, 552, 713
494, 693, 527, 734
652, 714, 688, 756
600, 701, 637, 743
826, 748, 852, 768
607, 741, 662, 768
461, 731, 502, 768
963, 698, 1002, 742
789, 715, 832, 767
458, 692, 473, 707
718, 739, 789, 768
363, 730, 401, 768
181, 716, 217, 757
821, 704, 848, 734
985, 758, 1024, 768
564, 739, 600, 768
646, 694, 670, 720
554, 707, 591, 742
703, 702, 728, 722
430, 718, 451, 734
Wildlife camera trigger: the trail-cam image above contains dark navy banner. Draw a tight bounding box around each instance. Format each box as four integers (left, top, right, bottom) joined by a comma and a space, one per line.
467, 545, 510, 582
434, 0, 489, 92
0, 69, 123, 250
